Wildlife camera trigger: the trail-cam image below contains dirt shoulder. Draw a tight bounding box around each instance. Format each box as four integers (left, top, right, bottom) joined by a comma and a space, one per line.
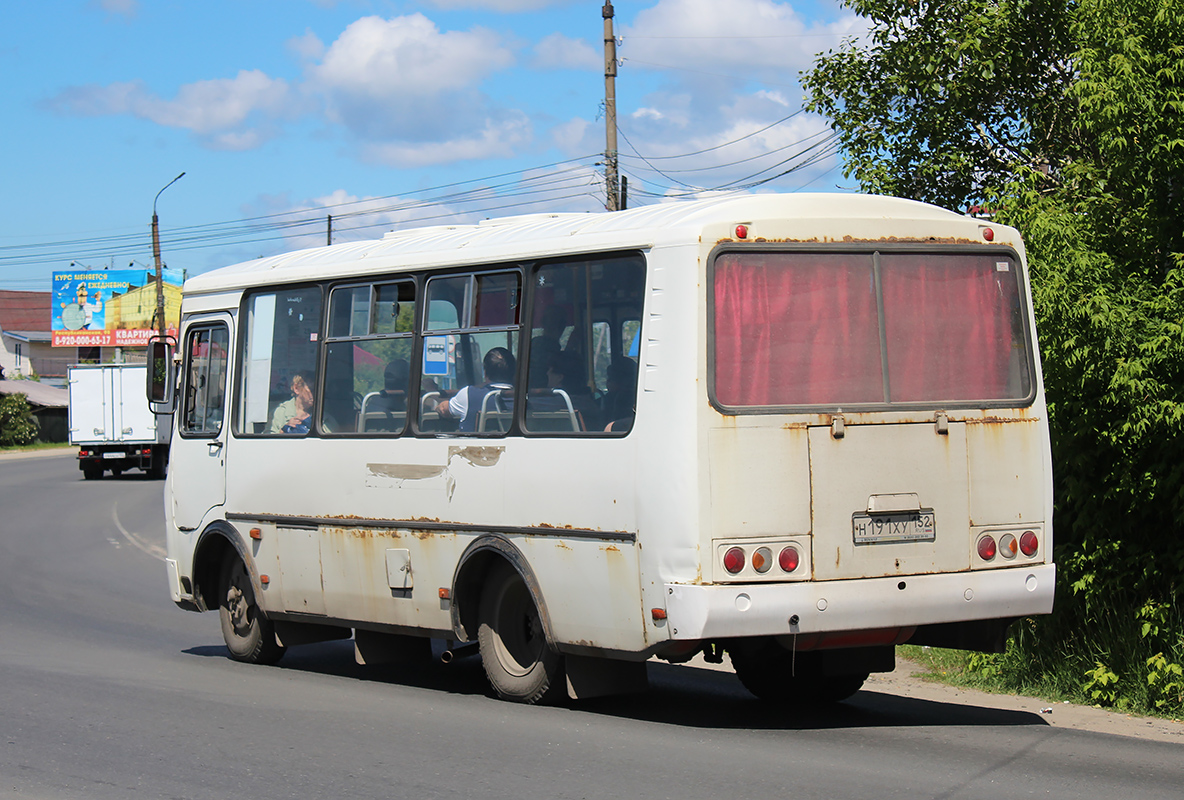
864, 657, 1184, 743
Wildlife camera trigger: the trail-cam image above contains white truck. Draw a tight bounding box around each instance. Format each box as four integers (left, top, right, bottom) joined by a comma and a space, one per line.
69, 363, 170, 479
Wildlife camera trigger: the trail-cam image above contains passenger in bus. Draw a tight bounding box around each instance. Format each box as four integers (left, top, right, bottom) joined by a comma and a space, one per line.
269, 371, 321, 434
370, 359, 410, 413
435, 347, 515, 433
528, 305, 566, 388
601, 359, 637, 423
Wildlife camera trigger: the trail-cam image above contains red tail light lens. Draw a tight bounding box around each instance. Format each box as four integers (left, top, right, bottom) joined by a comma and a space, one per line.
1019, 530, 1039, 556
723, 547, 745, 574
977, 535, 997, 561
778, 546, 800, 572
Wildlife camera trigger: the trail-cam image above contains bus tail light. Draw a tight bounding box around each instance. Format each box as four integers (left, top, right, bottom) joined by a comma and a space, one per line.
999, 533, 1018, 558
723, 547, 745, 574
778, 546, 800, 573
751, 547, 772, 573
1019, 530, 1039, 556
977, 535, 997, 561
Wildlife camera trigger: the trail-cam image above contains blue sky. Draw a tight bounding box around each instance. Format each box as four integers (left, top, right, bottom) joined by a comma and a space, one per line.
1, 0, 863, 291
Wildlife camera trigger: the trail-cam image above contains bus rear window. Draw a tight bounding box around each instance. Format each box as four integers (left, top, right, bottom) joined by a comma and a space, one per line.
712, 250, 1033, 409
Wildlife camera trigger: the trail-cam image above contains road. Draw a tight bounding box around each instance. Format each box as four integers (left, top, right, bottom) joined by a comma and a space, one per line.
2, 450, 1182, 800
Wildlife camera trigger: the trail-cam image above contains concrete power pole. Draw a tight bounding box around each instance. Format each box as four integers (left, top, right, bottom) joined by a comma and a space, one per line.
603, 2, 620, 211
152, 172, 185, 341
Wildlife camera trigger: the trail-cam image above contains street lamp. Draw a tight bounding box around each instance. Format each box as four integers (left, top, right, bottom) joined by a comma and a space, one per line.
152, 172, 185, 340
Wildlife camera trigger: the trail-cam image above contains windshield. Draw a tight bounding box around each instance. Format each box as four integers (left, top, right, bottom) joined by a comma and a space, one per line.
711, 249, 1034, 409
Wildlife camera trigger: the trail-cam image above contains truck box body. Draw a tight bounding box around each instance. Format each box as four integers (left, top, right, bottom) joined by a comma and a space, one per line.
68, 363, 170, 478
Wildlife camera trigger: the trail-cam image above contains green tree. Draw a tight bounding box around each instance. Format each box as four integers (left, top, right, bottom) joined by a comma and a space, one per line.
805, 0, 1184, 710
0, 393, 38, 447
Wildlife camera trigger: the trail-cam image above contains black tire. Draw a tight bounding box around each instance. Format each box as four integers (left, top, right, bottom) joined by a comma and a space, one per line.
82, 464, 103, 480
477, 562, 564, 704
728, 644, 867, 705
218, 556, 286, 665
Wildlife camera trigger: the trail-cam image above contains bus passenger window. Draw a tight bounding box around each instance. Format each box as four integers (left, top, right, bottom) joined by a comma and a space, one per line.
324, 281, 416, 435
524, 254, 645, 435
419, 271, 521, 435
238, 287, 324, 436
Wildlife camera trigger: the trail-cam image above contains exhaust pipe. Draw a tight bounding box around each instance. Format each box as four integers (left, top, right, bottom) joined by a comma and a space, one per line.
440, 642, 479, 663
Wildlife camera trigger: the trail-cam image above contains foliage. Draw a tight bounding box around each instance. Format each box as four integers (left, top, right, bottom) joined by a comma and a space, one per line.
805, 0, 1184, 712
0, 393, 38, 447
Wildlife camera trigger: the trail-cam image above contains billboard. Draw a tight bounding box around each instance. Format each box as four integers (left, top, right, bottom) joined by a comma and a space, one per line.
52, 268, 183, 347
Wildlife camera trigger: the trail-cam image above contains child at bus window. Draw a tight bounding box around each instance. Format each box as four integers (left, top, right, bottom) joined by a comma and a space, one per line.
270, 371, 318, 434
435, 347, 515, 433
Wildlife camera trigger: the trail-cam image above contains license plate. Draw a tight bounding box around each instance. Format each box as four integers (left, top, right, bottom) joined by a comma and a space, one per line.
852, 510, 936, 543
103, 451, 124, 460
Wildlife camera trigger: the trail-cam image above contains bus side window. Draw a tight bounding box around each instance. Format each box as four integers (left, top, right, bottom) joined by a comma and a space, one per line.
238, 287, 324, 436
524, 255, 644, 435
419, 271, 521, 435
324, 281, 416, 435
180, 324, 229, 436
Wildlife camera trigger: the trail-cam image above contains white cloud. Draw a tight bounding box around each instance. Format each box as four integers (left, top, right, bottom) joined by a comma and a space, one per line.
359, 112, 532, 167
550, 117, 592, 155
532, 33, 599, 71
624, 0, 863, 78
426, 0, 576, 11
309, 14, 513, 100
287, 29, 326, 62
94, 0, 138, 16
46, 70, 291, 146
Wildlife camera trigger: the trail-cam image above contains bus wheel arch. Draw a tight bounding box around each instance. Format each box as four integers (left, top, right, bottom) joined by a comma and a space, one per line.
451, 536, 564, 704
191, 521, 249, 613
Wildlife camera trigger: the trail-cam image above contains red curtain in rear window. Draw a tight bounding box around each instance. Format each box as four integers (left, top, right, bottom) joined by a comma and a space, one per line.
880, 253, 1022, 402
713, 253, 882, 406
713, 251, 1028, 407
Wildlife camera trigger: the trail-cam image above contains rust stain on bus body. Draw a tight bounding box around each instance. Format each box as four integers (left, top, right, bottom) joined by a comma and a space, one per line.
714, 236, 991, 247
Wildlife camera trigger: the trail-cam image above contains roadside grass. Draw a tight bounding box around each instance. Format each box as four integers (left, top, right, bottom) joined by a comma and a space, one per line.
900, 615, 1184, 722
0, 441, 72, 454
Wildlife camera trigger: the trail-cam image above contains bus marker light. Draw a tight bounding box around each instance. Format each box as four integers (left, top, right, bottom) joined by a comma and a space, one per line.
723, 546, 745, 574
651, 608, 667, 621
752, 547, 772, 573
259, 574, 270, 585
982, 227, 994, 241
249, 528, 262, 540
438, 587, 451, 600
735, 224, 748, 239
977, 535, 997, 561
778, 546, 800, 572
1019, 531, 1039, 557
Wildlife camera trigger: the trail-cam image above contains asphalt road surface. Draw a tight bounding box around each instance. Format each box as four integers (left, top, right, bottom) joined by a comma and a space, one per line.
2, 450, 1182, 800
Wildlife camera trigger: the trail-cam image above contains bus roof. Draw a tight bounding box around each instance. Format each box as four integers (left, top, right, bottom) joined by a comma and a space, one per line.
183, 193, 1000, 295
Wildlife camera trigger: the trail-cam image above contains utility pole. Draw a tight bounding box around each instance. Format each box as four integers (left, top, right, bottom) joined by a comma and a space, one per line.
152, 172, 185, 341
327, 214, 334, 246
603, 2, 620, 211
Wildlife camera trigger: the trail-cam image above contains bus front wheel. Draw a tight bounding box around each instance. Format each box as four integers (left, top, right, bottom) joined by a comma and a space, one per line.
218, 557, 286, 666
477, 562, 563, 704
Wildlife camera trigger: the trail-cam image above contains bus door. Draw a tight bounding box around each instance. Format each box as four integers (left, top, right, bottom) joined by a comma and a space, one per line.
171, 316, 232, 531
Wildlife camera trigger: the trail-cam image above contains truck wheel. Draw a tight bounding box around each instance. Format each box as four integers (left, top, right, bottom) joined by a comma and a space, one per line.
82, 464, 103, 480
218, 556, 286, 665
477, 562, 563, 704
728, 644, 867, 705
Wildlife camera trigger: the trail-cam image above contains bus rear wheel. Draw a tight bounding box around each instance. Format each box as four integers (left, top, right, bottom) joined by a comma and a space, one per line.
218, 556, 286, 665
728, 644, 867, 706
477, 562, 563, 704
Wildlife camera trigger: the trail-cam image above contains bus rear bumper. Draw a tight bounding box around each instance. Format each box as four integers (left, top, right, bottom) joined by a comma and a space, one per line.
663, 564, 1055, 641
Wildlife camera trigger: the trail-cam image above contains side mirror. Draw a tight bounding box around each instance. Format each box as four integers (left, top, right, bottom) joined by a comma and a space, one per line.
147, 336, 177, 413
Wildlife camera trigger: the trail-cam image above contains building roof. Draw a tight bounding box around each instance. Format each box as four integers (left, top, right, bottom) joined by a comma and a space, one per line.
0, 379, 68, 408
0, 290, 51, 333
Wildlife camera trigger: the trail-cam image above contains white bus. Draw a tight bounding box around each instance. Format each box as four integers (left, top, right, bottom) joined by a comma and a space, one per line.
152, 193, 1055, 705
